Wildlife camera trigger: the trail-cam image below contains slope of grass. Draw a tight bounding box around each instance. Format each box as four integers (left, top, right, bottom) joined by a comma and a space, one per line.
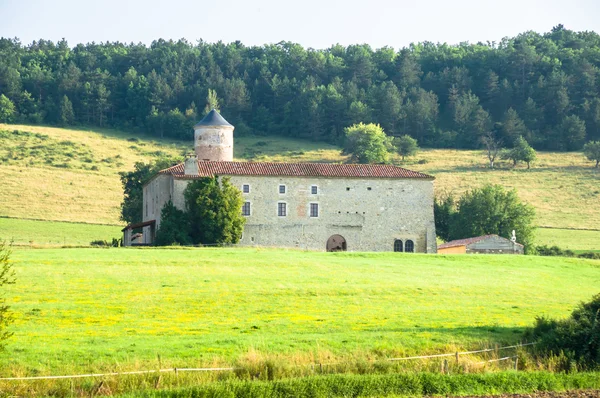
536, 227, 600, 251
0, 217, 122, 246
3, 248, 600, 375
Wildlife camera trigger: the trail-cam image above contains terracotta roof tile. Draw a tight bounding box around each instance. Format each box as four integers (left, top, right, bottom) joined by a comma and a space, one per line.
159, 161, 434, 179
438, 234, 523, 249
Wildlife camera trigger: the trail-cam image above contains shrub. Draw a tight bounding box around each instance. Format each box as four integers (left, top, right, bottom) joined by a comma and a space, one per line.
0, 240, 15, 350
529, 293, 600, 370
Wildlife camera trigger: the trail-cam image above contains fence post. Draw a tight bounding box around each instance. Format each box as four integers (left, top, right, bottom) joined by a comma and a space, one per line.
514, 357, 519, 371
455, 351, 459, 365
443, 359, 449, 374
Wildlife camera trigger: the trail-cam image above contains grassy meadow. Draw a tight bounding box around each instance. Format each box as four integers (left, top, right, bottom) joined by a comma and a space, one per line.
3, 247, 600, 376
1, 123, 599, 250
0, 217, 122, 246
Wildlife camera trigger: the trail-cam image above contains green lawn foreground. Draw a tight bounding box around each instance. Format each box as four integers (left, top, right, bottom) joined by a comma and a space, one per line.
2, 247, 599, 376
0, 217, 123, 246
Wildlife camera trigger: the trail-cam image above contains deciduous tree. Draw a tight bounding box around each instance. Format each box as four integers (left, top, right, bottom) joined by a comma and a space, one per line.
395, 134, 419, 160
184, 176, 245, 245
0, 94, 16, 123
583, 141, 600, 168
342, 123, 393, 164
502, 136, 537, 168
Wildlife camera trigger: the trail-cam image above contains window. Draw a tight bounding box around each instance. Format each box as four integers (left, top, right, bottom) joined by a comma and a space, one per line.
311, 185, 318, 194
367, 187, 372, 191
405, 240, 415, 253
394, 239, 403, 252
242, 184, 250, 194
346, 187, 350, 191
278, 202, 287, 217
279, 184, 286, 194
310, 203, 319, 217
242, 201, 251, 216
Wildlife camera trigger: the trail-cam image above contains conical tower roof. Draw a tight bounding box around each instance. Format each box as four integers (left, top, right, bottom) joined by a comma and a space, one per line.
194, 109, 233, 127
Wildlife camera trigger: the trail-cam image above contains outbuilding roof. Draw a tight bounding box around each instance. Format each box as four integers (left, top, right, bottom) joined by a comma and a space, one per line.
194, 109, 233, 128
438, 234, 523, 249
159, 160, 434, 179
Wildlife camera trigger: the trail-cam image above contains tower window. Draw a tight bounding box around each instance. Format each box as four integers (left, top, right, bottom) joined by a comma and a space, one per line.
278, 202, 287, 217
242, 184, 250, 194
242, 202, 251, 216
310, 203, 319, 217
279, 185, 286, 194
311, 185, 318, 194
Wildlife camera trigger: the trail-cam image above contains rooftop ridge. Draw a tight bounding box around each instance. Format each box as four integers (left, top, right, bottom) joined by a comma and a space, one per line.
158, 160, 434, 179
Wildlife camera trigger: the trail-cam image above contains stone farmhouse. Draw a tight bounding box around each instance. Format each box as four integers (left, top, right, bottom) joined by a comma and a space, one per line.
125, 110, 437, 253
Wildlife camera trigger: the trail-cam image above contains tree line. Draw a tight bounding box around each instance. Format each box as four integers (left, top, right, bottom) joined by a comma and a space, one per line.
1, 24, 600, 150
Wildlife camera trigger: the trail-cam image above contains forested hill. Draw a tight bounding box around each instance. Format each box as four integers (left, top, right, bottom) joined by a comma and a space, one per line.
1, 25, 599, 150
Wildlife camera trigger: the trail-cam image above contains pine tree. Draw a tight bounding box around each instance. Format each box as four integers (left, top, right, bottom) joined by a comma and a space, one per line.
59, 95, 75, 125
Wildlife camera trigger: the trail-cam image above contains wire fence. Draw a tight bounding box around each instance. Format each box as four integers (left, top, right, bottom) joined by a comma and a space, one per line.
0, 342, 535, 381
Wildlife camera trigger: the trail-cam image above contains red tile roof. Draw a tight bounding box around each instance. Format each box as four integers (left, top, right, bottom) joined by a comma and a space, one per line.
438, 234, 523, 249
159, 161, 434, 179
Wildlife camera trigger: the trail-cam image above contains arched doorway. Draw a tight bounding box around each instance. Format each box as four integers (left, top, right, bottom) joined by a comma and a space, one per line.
326, 235, 347, 252
405, 240, 415, 253
394, 239, 403, 252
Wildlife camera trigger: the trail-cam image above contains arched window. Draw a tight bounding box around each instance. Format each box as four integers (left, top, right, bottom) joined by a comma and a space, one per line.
405, 240, 414, 253
394, 239, 403, 252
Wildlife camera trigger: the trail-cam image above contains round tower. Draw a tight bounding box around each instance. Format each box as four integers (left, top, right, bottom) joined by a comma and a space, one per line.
193, 109, 234, 162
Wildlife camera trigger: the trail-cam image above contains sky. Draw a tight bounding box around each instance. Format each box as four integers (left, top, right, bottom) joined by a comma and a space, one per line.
0, 0, 599, 49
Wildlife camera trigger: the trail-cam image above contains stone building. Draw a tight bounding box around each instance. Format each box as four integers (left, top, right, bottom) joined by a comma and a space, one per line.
127, 110, 437, 253
437, 234, 524, 254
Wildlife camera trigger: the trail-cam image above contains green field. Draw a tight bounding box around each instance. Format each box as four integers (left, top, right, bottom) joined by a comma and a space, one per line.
3, 247, 599, 376
0, 217, 122, 246
1, 123, 599, 250
536, 227, 600, 251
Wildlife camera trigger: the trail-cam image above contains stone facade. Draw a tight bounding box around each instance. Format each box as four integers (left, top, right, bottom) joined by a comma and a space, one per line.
142, 172, 436, 253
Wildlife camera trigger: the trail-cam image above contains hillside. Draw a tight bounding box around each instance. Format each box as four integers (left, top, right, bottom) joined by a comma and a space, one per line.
1, 124, 599, 248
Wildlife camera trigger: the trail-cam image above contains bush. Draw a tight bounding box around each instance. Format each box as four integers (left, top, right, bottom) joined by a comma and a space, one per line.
0, 240, 15, 350
535, 245, 600, 259
529, 293, 600, 370
536, 245, 576, 257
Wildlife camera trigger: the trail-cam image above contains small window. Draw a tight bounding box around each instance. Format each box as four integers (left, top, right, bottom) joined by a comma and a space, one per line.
405, 240, 414, 253
242, 184, 250, 194
394, 239, 403, 252
278, 202, 287, 217
367, 187, 372, 191
242, 201, 251, 216
279, 185, 286, 194
310, 203, 319, 217
346, 187, 350, 191
311, 185, 318, 194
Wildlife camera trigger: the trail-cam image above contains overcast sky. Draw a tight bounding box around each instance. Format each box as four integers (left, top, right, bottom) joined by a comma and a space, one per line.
1, 0, 599, 49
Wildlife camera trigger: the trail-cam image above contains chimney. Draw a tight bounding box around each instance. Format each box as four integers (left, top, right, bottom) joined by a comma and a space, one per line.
184, 154, 199, 176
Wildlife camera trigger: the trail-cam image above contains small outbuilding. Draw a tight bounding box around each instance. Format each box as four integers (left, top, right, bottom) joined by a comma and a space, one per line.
437, 234, 524, 255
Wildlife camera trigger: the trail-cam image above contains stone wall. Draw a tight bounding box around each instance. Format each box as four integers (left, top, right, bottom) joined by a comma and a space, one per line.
168, 174, 436, 253
142, 174, 172, 244
194, 125, 234, 162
